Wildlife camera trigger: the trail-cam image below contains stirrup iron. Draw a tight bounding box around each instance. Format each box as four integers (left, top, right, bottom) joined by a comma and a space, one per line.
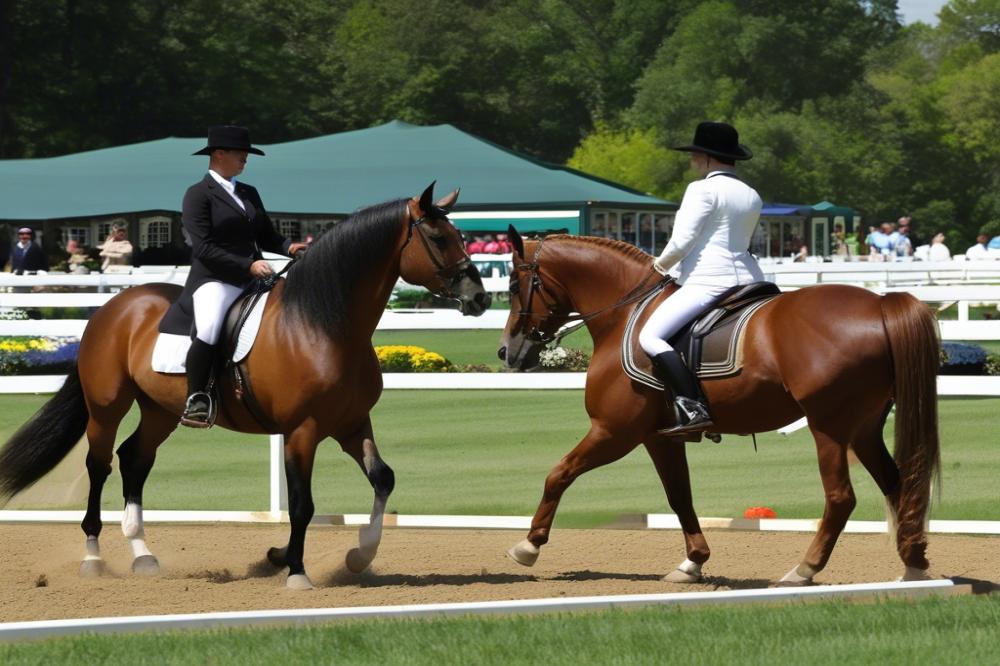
180, 391, 214, 428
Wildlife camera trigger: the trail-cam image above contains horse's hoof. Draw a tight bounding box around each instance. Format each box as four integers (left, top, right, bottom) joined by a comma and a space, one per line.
777, 564, 816, 587
286, 573, 315, 591
267, 546, 288, 568
507, 539, 540, 567
345, 548, 373, 574
79, 559, 106, 578
663, 559, 703, 583
132, 554, 160, 576
899, 566, 932, 582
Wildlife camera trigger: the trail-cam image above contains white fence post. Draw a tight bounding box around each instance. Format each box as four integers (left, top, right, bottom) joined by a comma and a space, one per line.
269, 434, 287, 516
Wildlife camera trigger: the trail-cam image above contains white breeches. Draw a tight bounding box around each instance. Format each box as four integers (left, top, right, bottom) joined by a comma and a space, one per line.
638, 283, 733, 356
192, 281, 244, 344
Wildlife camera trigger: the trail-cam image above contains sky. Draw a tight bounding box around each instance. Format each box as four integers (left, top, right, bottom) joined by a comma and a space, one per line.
896, 0, 948, 25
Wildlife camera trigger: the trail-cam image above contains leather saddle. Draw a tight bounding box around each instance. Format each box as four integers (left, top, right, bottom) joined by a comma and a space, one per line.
622, 281, 782, 391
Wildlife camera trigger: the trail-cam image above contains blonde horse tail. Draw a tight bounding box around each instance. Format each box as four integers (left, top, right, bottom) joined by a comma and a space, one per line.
880, 292, 941, 569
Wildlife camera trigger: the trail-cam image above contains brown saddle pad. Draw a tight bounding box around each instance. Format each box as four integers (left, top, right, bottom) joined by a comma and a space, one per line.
622, 284, 780, 389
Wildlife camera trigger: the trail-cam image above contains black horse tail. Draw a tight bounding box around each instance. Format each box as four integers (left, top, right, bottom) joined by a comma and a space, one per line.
880, 292, 941, 568
0, 365, 90, 501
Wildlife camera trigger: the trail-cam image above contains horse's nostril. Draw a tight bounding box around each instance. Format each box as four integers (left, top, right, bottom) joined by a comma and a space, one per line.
498, 346, 507, 361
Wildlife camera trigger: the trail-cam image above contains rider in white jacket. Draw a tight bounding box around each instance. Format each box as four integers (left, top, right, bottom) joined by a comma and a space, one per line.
638, 121, 764, 435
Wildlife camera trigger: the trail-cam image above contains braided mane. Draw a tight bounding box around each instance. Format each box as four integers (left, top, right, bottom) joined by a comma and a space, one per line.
543, 234, 652, 265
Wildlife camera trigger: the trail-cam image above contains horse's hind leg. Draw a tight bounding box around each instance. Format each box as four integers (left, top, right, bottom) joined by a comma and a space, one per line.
117, 397, 176, 576
644, 437, 711, 583
508, 425, 638, 566
79, 396, 134, 577
335, 416, 394, 574
779, 421, 856, 586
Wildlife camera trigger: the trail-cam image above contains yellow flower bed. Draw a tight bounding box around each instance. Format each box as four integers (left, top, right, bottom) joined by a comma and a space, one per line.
374, 345, 451, 372
0, 338, 57, 353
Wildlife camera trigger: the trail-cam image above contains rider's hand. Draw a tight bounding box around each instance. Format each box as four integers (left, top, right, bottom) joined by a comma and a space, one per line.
288, 242, 309, 257
652, 258, 669, 276
250, 260, 274, 279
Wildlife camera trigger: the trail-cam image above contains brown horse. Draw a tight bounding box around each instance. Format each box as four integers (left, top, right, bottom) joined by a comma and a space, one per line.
0, 184, 489, 590
498, 230, 940, 585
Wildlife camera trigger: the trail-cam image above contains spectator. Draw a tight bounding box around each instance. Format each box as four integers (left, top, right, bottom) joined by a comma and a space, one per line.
966, 234, 991, 260
65, 239, 91, 274
10, 227, 48, 274
928, 232, 951, 262
99, 223, 133, 271
869, 223, 896, 261
895, 225, 913, 258
988, 234, 1000, 251
482, 234, 500, 254
792, 244, 808, 262
466, 236, 486, 254
831, 224, 851, 258
495, 233, 511, 254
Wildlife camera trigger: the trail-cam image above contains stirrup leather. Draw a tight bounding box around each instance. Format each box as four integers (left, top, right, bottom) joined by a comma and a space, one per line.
180, 391, 215, 428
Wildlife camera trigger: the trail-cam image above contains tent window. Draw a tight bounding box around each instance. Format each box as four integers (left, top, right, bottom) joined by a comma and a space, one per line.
62, 227, 90, 247
140, 217, 172, 249
279, 219, 302, 241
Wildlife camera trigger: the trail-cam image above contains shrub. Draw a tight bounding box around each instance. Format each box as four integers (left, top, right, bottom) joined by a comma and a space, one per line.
374, 345, 452, 372
537, 346, 591, 372
986, 354, 1000, 377
939, 341, 988, 375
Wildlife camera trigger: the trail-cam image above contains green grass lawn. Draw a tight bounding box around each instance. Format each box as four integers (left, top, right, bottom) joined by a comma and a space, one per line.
2, 392, 997, 523
2, 595, 997, 665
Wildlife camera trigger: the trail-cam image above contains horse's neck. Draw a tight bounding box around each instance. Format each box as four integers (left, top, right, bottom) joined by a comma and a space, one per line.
349, 237, 407, 340
543, 241, 650, 341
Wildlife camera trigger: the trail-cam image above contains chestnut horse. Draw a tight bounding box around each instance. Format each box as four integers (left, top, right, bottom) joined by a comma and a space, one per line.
0, 184, 489, 590
498, 230, 940, 585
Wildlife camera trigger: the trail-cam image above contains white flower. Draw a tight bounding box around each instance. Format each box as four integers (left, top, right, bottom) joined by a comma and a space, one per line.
539, 346, 569, 368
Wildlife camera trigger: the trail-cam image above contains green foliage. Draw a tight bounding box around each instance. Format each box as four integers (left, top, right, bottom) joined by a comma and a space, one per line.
985, 353, 1000, 376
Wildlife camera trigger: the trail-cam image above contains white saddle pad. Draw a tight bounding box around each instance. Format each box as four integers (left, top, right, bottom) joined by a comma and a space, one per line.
151, 291, 270, 374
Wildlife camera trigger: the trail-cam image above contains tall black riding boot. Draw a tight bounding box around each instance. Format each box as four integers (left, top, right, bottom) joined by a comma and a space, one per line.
180, 339, 217, 428
651, 350, 713, 434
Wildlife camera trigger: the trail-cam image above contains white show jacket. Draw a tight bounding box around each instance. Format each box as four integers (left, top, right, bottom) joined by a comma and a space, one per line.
655, 171, 765, 288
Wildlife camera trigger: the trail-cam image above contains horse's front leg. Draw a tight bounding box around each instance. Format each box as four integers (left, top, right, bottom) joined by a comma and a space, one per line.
266, 424, 319, 590
643, 436, 710, 583
508, 424, 638, 566
336, 416, 395, 573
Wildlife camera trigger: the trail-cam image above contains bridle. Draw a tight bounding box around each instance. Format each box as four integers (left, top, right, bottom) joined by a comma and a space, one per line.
510, 236, 671, 345
404, 204, 473, 299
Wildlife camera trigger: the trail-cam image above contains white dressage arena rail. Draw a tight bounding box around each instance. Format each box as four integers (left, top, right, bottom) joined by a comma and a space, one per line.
0, 580, 965, 642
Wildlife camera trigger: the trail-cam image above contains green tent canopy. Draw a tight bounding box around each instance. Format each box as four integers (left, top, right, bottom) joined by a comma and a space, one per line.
0, 121, 671, 222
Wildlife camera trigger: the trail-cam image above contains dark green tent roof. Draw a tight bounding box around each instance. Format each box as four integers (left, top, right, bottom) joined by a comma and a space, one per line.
0, 121, 671, 220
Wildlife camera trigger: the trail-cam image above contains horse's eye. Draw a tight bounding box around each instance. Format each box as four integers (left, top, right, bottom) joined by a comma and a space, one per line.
431, 235, 448, 249
509, 279, 520, 295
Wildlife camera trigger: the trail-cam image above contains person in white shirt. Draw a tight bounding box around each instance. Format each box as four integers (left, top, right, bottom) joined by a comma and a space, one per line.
966, 234, 990, 260
639, 121, 764, 434
928, 233, 952, 262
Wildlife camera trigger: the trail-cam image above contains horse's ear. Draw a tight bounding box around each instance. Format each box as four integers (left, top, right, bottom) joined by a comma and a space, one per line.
435, 188, 460, 212
508, 225, 525, 258
418, 181, 436, 216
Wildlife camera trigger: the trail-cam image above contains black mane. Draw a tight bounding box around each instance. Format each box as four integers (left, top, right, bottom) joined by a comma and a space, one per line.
283, 198, 407, 338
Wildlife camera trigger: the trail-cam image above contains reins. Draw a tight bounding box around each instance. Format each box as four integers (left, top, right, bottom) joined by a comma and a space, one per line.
512, 237, 672, 345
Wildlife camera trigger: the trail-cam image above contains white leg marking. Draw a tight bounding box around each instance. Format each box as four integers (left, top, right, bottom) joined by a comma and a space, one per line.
121, 502, 144, 539
346, 495, 385, 573
778, 563, 817, 586
84, 535, 101, 561
286, 573, 315, 590
663, 558, 703, 583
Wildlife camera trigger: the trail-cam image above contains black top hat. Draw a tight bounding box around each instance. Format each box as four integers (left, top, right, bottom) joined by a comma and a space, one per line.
192, 125, 265, 156
674, 121, 752, 161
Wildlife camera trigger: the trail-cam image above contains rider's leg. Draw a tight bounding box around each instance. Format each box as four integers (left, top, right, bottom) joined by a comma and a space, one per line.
638, 283, 726, 431
181, 281, 243, 427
